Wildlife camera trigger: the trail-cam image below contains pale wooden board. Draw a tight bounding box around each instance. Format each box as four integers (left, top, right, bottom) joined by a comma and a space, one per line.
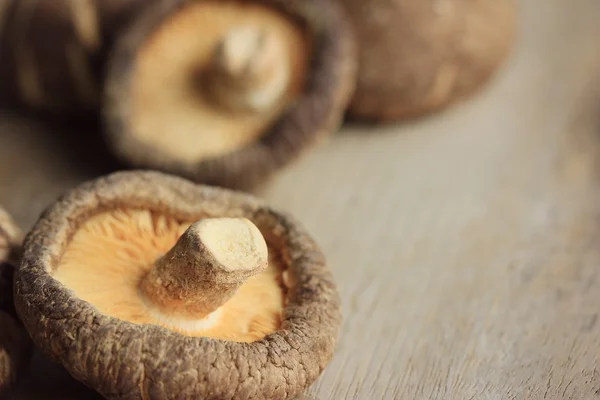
3, 0, 600, 398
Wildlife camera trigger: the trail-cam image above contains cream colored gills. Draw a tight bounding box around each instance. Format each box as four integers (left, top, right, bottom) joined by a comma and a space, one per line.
130, 1, 311, 163
53, 209, 287, 343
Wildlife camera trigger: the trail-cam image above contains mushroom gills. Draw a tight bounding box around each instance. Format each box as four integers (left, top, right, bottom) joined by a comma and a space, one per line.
52, 209, 288, 343
129, 0, 311, 163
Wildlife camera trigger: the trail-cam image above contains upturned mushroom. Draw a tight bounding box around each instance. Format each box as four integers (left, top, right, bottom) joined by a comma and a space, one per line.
0, 207, 31, 395
14, 171, 342, 399
0, 0, 356, 190
103, 0, 356, 189
341, 0, 517, 121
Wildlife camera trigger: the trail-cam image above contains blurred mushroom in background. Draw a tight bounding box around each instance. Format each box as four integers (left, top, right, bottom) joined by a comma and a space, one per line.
0, 0, 357, 191
340, 0, 518, 122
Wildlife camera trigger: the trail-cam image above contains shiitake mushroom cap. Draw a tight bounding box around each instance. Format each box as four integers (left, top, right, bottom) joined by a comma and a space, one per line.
103, 0, 357, 190
343, 0, 518, 121
0, 207, 31, 396
0, 0, 145, 113
14, 170, 342, 400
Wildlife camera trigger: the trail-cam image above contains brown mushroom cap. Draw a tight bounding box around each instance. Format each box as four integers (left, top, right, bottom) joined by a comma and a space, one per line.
342, 0, 517, 121
0, 0, 146, 112
103, 0, 356, 190
14, 171, 342, 400
0, 207, 31, 395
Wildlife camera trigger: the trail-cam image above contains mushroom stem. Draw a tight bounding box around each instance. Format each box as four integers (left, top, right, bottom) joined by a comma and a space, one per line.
140, 217, 268, 319
203, 25, 290, 112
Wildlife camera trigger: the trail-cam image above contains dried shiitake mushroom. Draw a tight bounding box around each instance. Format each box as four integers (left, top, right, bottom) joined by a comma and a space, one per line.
0, 0, 144, 112
103, 0, 356, 190
342, 0, 517, 121
0, 0, 355, 190
14, 171, 342, 399
0, 207, 31, 395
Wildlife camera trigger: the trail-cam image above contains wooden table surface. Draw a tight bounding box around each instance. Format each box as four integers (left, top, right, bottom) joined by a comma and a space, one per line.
3, 0, 600, 398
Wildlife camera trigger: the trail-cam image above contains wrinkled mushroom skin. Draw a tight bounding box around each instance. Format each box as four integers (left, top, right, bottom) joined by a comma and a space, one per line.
0, 209, 32, 395
343, 0, 517, 121
0, 0, 146, 112
14, 171, 342, 400
103, 0, 357, 190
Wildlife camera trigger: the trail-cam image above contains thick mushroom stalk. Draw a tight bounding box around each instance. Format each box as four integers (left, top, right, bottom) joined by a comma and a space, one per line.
203, 25, 290, 112
140, 217, 269, 320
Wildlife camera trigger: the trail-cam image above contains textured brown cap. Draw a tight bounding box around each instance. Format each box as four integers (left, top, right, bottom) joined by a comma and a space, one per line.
342, 0, 517, 121
14, 170, 342, 399
0, 0, 146, 113
103, 0, 357, 190
0, 207, 31, 395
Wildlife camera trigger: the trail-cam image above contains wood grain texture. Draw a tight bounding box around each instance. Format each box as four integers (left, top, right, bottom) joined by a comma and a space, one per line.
2, 0, 600, 398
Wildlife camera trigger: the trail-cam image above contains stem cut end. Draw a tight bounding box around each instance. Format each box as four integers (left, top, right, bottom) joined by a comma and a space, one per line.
199, 217, 268, 276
